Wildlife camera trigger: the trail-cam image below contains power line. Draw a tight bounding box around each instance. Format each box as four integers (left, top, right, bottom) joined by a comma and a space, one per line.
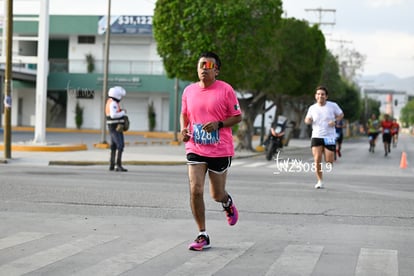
304, 7, 336, 26
305, 8, 336, 35
330, 38, 353, 56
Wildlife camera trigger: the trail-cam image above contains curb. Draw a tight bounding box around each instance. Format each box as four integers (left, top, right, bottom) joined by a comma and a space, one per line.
0, 143, 88, 152
1, 127, 181, 152
48, 160, 187, 166
8, 127, 178, 138
47, 153, 263, 167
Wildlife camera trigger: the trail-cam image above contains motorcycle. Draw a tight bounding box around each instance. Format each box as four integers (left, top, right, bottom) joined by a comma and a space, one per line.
265, 115, 288, 161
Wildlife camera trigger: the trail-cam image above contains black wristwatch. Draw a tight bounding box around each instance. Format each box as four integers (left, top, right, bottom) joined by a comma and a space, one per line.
218, 121, 224, 129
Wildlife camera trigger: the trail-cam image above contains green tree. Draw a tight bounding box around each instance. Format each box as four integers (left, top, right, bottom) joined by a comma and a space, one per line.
400, 99, 414, 127
153, 0, 263, 82
75, 101, 84, 129
148, 101, 156, 131
85, 53, 95, 73
319, 50, 360, 123
268, 18, 326, 127
360, 97, 381, 131
153, 0, 284, 150
153, 1, 329, 150
271, 19, 326, 98
330, 82, 361, 122
320, 50, 345, 99
222, 16, 326, 150
227, 0, 285, 150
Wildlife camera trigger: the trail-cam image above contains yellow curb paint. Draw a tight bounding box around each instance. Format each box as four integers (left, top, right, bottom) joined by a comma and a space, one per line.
93, 143, 110, 149
169, 140, 181, 146
49, 160, 186, 166
0, 144, 87, 152
255, 145, 265, 152
134, 141, 148, 145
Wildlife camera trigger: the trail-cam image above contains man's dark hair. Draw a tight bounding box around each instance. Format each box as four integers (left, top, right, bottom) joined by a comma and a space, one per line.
199, 51, 221, 70
316, 85, 329, 95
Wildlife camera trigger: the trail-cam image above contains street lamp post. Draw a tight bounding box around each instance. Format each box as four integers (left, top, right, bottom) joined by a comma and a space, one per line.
100, 0, 111, 144
33, 0, 50, 145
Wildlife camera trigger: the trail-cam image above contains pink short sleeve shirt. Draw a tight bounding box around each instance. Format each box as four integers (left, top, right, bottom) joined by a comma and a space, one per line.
181, 80, 242, 157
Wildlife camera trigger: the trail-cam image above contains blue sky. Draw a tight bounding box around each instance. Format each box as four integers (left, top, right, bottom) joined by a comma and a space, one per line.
6, 0, 413, 78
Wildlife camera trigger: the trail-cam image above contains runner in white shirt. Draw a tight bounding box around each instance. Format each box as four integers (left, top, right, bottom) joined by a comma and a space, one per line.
304, 86, 344, 189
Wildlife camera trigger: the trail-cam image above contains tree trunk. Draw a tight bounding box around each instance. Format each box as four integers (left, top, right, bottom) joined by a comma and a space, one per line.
236, 94, 266, 151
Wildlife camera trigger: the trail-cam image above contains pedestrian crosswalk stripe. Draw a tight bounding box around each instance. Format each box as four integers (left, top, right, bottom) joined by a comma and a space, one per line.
0, 234, 119, 276
75, 238, 185, 276
265, 244, 324, 276
231, 160, 277, 168
267, 163, 278, 169
0, 233, 403, 275
244, 162, 267, 167
165, 242, 254, 276
0, 232, 50, 250
231, 160, 314, 170
355, 248, 398, 276
231, 161, 247, 167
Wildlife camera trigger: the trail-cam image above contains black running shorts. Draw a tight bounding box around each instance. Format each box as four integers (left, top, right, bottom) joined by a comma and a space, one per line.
186, 153, 232, 173
311, 138, 336, 152
368, 132, 379, 141
382, 133, 392, 143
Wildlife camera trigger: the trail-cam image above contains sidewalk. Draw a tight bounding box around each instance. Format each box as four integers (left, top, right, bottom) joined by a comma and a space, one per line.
0, 128, 309, 166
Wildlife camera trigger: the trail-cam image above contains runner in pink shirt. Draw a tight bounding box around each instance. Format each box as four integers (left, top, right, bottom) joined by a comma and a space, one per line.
182, 79, 240, 157
180, 51, 242, 251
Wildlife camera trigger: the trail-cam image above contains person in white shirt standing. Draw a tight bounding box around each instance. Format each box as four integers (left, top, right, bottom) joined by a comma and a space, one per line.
304, 86, 344, 189
105, 86, 128, 172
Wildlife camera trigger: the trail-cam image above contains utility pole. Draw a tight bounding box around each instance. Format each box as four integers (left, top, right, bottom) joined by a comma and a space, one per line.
2, 0, 12, 158
1, 0, 49, 147
304, 7, 336, 35
330, 39, 353, 56
330, 38, 353, 77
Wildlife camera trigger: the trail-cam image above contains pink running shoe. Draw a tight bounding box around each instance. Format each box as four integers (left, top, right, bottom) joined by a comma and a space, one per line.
188, 234, 211, 251
223, 194, 238, 226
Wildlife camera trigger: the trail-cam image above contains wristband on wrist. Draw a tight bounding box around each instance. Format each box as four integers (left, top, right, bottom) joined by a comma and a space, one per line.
218, 121, 224, 129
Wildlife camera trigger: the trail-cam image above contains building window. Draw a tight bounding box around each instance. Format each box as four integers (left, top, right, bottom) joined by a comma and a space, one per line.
78, 36, 95, 44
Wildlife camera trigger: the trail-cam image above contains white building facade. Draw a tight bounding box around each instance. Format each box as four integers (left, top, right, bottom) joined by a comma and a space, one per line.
0, 0, 186, 132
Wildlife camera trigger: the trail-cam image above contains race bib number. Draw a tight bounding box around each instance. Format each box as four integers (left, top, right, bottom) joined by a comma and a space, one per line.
383, 129, 390, 134
193, 123, 220, 144
324, 137, 336, 146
